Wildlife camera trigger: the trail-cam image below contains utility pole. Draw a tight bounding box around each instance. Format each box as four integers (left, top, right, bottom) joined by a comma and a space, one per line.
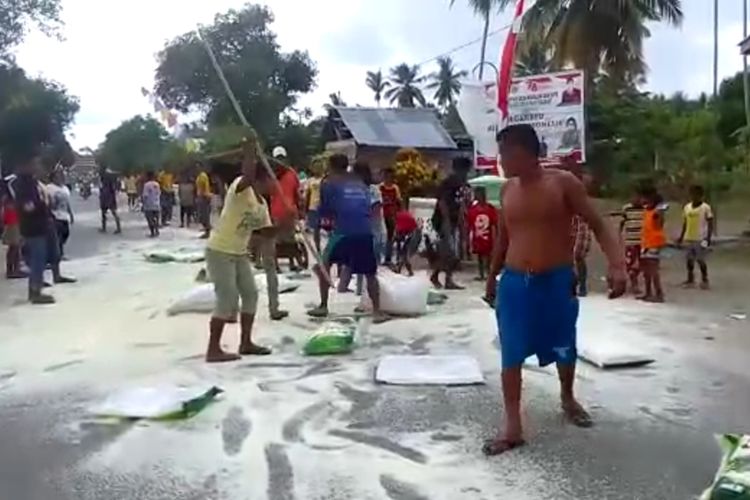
744, 0, 750, 125
744, 0, 750, 173
713, 0, 719, 97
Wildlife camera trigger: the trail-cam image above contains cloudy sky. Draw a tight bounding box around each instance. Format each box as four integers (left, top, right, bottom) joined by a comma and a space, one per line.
13, 0, 749, 150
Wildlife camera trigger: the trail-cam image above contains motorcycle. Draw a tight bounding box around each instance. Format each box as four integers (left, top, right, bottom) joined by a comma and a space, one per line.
80, 182, 92, 200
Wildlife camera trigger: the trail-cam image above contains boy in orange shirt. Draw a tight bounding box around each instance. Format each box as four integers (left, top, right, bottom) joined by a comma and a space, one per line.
639, 187, 667, 303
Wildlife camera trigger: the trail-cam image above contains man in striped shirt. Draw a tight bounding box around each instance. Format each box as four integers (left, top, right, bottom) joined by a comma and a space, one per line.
619, 192, 645, 295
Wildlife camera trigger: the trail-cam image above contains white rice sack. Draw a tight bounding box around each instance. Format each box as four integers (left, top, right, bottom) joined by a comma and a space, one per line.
167, 283, 215, 315
168, 275, 300, 316
362, 270, 430, 316
254, 274, 300, 294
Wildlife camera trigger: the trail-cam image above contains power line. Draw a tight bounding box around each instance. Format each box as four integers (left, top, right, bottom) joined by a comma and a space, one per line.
414, 21, 513, 68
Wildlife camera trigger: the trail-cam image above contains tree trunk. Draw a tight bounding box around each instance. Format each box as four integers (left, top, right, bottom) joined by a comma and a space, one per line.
478, 14, 490, 80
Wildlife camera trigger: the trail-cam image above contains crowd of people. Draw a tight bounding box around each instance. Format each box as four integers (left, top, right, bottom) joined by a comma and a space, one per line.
1, 154, 77, 304
117, 165, 215, 238
0, 126, 723, 460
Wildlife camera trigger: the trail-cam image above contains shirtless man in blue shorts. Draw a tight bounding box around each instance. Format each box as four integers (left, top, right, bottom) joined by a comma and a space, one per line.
483, 124, 626, 455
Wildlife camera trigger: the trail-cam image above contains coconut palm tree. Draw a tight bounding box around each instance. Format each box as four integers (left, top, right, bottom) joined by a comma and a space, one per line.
450, 0, 512, 80
519, 0, 682, 82
427, 56, 468, 109
385, 64, 427, 108
365, 70, 389, 107
514, 39, 554, 77
328, 91, 346, 107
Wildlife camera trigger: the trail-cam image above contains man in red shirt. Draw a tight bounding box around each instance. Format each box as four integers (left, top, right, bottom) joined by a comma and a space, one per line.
2, 180, 24, 279
467, 187, 497, 281
393, 203, 419, 276
379, 168, 402, 265
255, 146, 300, 321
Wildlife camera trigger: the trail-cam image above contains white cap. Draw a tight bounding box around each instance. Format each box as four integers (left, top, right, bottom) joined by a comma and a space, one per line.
272, 146, 287, 159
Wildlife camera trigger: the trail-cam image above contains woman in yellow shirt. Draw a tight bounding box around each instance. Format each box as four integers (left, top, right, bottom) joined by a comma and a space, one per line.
158, 170, 175, 226
305, 173, 322, 251
204, 146, 273, 363
195, 167, 213, 237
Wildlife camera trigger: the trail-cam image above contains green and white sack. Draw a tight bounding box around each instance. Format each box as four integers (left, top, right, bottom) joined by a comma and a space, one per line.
303, 319, 356, 355
701, 434, 750, 500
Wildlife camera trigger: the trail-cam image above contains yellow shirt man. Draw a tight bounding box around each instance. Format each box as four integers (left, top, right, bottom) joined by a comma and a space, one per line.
306, 177, 321, 211
683, 202, 713, 242
158, 171, 174, 193
195, 171, 212, 198
207, 177, 271, 255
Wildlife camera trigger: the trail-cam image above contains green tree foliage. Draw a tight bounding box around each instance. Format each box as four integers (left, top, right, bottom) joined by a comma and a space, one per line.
0, 0, 63, 58
514, 39, 554, 77
588, 80, 727, 196
449, 0, 511, 80
0, 63, 79, 169
521, 0, 682, 83
427, 56, 467, 109
365, 70, 389, 107
97, 115, 175, 174
154, 4, 317, 143
385, 64, 427, 108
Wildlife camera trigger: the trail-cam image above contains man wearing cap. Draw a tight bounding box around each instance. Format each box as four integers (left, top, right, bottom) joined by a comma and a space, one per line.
254, 146, 300, 321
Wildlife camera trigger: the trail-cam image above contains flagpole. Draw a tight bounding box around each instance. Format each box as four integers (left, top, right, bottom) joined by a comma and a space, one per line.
496, 0, 526, 178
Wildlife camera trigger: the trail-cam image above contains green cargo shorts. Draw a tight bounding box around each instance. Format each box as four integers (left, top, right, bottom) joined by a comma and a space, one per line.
205, 248, 258, 320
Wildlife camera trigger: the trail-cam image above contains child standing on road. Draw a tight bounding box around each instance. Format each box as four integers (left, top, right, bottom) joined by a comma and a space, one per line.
619, 190, 645, 295
467, 187, 497, 281
2, 183, 24, 279
639, 187, 667, 303
677, 184, 714, 289
142, 172, 162, 237
393, 203, 419, 276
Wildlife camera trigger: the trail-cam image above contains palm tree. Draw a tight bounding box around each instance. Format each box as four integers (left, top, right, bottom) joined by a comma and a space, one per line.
365, 70, 389, 107
385, 64, 427, 108
519, 0, 682, 82
450, 0, 512, 80
514, 39, 554, 77
427, 56, 468, 109
328, 91, 346, 107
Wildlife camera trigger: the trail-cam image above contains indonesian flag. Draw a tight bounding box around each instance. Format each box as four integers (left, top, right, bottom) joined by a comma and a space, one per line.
497, 0, 525, 121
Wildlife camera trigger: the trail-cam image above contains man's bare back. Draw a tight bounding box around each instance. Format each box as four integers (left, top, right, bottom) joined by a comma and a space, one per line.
502, 168, 578, 273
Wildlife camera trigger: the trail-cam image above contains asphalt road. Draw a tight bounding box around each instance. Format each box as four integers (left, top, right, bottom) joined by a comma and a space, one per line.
0, 194, 748, 500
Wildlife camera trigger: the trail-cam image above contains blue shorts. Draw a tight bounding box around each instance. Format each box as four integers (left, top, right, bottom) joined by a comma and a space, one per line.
324, 232, 377, 276
496, 266, 579, 369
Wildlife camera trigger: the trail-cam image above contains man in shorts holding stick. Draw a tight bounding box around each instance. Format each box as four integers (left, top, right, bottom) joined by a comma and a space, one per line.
483, 124, 626, 455
204, 139, 274, 363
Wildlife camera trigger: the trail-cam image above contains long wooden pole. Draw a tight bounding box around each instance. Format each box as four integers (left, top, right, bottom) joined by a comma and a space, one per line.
197, 29, 332, 287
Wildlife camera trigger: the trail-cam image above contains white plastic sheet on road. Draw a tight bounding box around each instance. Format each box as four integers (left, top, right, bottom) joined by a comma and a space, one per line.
375, 355, 485, 386
577, 298, 656, 369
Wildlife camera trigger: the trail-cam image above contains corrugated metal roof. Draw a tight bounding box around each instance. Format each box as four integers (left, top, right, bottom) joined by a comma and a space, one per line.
335, 107, 457, 150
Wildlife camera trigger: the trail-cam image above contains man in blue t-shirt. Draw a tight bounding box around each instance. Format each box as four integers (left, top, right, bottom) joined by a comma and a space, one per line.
307, 154, 386, 322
